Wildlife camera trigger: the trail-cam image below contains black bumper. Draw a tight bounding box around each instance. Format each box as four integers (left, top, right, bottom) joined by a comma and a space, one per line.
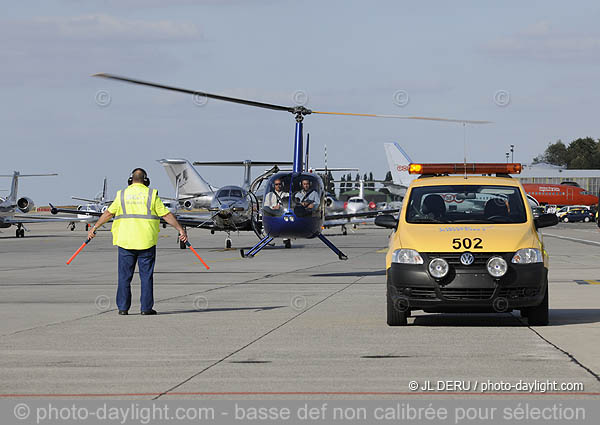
387, 254, 547, 312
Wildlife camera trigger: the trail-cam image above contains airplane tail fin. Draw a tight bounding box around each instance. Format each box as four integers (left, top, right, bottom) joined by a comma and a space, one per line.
101, 177, 107, 203
157, 159, 214, 196
8, 172, 19, 202
384, 143, 416, 187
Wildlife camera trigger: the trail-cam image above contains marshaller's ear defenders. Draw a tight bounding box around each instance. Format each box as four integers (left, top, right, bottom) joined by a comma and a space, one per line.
128, 168, 150, 186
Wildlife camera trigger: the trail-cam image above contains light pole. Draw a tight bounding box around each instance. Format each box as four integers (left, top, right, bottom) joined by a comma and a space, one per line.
505, 152, 509, 163
510, 145, 515, 162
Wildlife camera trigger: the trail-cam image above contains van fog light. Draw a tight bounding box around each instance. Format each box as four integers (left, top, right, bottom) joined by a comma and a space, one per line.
487, 256, 507, 278
428, 258, 449, 279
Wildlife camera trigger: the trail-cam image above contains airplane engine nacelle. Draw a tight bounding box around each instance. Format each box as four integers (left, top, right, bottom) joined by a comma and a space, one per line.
326, 197, 333, 207
183, 200, 194, 210
17, 197, 35, 213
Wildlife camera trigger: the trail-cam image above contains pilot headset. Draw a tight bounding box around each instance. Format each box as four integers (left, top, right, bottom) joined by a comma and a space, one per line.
128, 168, 150, 186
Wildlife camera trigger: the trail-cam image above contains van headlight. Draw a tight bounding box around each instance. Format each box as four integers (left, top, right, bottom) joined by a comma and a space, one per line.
487, 256, 508, 278
428, 258, 449, 278
392, 249, 423, 265
512, 248, 543, 264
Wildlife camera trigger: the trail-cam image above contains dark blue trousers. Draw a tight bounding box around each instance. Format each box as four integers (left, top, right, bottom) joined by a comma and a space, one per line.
117, 246, 156, 312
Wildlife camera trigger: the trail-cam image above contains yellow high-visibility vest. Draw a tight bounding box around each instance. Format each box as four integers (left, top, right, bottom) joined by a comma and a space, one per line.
108, 184, 168, 250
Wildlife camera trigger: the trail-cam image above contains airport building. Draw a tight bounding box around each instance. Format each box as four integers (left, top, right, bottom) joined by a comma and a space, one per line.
517, 162, 600, 194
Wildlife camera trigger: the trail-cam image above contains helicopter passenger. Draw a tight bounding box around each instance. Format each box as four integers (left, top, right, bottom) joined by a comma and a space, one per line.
264, 179, 288, 210
294, 179, 320, 211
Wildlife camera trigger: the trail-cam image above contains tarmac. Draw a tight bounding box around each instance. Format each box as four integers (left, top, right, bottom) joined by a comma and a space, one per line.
1, 220, 600, 399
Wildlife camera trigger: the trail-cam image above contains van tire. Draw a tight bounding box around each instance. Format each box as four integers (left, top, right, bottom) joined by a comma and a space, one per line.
563, 217, 569, 223
584, 217, 590, 222
528, 283, 549, 326
387, 289, 408, 326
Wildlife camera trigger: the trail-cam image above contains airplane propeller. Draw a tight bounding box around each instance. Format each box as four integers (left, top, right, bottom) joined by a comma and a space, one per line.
92, 73, 492, 124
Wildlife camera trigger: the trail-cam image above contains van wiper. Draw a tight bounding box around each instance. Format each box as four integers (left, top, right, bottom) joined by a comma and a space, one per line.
451, 219, 490, 224
408, 217, 443, 223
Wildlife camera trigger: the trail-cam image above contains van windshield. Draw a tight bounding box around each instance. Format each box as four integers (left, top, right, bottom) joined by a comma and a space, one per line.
406, 185, 527, 224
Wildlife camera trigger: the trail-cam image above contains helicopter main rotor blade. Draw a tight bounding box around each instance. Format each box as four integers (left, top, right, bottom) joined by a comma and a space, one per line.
93, 74, 490, 123
312, 111, 492, 124
92, 73, 294, 113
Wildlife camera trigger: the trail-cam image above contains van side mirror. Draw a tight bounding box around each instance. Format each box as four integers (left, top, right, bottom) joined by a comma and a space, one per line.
375, 214, 398, 229
534, 213, 558, 229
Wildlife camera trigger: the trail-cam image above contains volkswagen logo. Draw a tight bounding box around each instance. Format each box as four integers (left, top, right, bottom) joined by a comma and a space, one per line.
460, 252, 475, 266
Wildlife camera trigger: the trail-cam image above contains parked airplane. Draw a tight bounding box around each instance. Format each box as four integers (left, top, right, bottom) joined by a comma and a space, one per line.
344, 179, 376, 214
522, 182, 598, 207
174, 184, 261, 249
72, 177, 112, 229
0, 172, 90, 237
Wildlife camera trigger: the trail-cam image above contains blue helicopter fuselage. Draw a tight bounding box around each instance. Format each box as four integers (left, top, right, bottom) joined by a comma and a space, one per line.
261, 170, 324, 239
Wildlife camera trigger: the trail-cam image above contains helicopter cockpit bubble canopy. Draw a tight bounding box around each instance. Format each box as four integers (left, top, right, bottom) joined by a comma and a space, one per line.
263, 172, 324, 218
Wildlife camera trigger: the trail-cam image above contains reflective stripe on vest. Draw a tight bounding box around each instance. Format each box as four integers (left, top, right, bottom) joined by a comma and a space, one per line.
114, 187, 160, 220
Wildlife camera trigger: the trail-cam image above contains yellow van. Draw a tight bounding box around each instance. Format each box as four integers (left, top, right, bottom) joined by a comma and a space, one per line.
375, 163, 558, 326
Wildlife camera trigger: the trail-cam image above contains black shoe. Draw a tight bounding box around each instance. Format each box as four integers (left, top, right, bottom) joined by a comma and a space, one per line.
141, 309, 157, 315
118, 310, 128, 315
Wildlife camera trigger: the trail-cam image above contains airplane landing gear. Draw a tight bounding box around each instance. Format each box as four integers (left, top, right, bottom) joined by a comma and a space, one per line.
341, 225, 347, 236
15, 224, 25, 238
284, 239, 292, 249
69, 222, 76, 231
226, 238, 232, 249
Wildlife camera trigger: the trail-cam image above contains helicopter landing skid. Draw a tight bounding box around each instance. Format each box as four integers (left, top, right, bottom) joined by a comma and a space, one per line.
317, 233, 348, 260
240, 235, 274, 258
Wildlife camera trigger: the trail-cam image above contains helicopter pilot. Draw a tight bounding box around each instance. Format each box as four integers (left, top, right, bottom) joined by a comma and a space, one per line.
294, 179, 320, 211
264, 179, 288, 210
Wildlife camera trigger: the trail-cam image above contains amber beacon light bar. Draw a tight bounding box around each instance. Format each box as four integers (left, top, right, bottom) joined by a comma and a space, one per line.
408, 163, 522, 175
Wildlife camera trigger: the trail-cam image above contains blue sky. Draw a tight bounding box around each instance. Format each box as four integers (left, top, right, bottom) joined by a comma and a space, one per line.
2, 1, 600, 203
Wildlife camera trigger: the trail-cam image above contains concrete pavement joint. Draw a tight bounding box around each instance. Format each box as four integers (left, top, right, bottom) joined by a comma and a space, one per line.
516, 315, 600, 383
153, 276, 365, 400
0, 248, 375, 339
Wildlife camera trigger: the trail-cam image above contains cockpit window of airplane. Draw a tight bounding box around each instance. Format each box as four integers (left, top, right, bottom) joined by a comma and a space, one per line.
218, 189, 243, 198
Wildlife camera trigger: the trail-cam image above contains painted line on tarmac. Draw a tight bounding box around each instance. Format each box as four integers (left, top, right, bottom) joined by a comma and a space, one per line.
3, 391, 600, 398
575, 280, 600, 285
544, 232, 600, 247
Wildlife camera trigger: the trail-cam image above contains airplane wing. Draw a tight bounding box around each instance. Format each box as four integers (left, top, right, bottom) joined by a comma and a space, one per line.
323, 208, 399, 227
325, 208, 399, 221
49, 204, 216, 230
170, 212, 216, 229
71, 196, 113, 204
5, 215, 93, 224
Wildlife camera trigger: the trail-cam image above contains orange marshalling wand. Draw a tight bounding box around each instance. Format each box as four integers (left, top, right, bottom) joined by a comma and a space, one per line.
185, 241, 210, 270
66, 235, 94, 265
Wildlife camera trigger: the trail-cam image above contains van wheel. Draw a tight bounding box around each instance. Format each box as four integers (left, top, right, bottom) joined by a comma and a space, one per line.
584, 217, 590, 222
563, 217, 569, 222
520, 308, 529, 318
387, 289, 408, 326
528, 284, 549, 326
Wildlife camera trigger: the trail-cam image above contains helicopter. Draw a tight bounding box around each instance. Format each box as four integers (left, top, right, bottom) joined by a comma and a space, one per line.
91, 73, 490, 259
